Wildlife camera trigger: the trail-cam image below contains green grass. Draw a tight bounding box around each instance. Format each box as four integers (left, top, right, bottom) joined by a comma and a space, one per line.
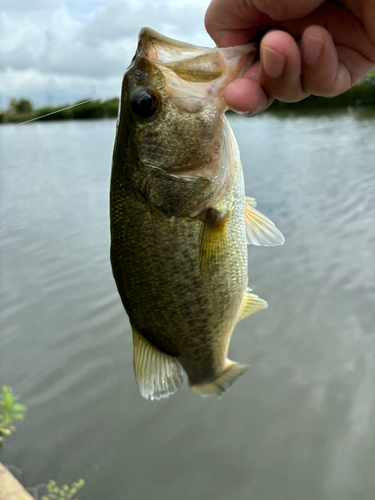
41, 479, 85, 500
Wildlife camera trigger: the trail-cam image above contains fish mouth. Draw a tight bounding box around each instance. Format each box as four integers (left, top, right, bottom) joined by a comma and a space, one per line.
138, 28, 216, 65
137, 27, 256, 92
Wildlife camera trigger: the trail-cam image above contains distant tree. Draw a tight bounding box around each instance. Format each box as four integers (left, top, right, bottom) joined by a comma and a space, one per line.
356, 68, 375, 89
8, 98, 33, 114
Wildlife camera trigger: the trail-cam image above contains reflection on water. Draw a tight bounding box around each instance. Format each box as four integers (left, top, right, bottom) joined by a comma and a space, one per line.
1, 112, 374, 500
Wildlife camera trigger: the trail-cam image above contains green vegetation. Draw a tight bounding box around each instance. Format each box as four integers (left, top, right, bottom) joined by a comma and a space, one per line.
1, 70, 374, 123
0, 97, 119, 124
42, 479, 85, 500
269, 69, 375, 112
9, 97, 33, 114
0, 386, 26, 443
0, 386, 85, 499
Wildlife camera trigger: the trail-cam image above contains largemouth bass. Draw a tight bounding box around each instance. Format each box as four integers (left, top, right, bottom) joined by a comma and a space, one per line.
110, 28, 284, 400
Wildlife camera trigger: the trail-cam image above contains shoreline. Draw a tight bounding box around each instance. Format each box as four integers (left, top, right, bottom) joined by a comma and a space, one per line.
1, 79, 375, 124
0, 462, 34, 500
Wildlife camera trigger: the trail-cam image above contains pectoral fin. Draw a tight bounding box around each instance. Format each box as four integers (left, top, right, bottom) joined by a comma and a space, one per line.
238, 289, 268, 321
132, 326, 183, 400
245, 202, 284, 246
200, 209, 228, 272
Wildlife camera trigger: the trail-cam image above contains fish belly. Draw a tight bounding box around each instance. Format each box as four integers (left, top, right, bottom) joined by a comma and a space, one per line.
110, 187, 247, 384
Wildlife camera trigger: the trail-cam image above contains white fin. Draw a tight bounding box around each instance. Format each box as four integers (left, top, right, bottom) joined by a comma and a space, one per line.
245, 196, 257, 207
132, 327, 183, 400
245, 202, 285, 246
238, 289, 268, 322
189, 360, 248, 396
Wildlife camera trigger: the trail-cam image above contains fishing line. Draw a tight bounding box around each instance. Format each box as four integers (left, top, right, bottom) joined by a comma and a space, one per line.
12, 92, 209, 127
13, 93, 120, 127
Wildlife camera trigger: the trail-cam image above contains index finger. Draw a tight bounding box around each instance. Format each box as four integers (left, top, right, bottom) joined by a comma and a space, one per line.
205, 0, 325, 47
205, 0, 264, 47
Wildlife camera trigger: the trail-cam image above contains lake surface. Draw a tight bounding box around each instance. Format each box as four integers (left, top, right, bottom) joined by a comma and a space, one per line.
1, 111, 374, 500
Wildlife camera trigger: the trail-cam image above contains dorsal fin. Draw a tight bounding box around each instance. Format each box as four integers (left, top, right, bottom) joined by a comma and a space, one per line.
238, 289, 268, 322
132, 327, 183, 400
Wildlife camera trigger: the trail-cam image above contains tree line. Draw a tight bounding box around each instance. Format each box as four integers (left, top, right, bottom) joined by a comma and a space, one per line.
1, 70, 374, 124
0, 97, 119, 123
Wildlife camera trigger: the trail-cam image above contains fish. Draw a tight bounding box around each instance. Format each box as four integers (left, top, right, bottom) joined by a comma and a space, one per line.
110, 28, 284, 400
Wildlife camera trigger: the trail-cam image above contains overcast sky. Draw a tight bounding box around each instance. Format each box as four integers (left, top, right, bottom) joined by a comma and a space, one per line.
0, 0, 213, 108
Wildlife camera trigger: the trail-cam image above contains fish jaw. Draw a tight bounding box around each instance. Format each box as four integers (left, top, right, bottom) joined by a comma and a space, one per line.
114, 29, 256, 221
137, 27, 257, 115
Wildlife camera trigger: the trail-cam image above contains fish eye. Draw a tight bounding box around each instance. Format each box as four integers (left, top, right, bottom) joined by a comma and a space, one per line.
130, 90, 159, 118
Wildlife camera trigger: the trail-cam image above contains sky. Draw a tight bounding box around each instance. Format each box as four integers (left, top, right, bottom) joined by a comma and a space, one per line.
0, 0, 213, 109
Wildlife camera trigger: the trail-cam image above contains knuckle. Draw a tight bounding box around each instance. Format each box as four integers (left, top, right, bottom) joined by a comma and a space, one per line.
265, 81, 305, 102
302, 66, 351, 97
252, 0, 290, 20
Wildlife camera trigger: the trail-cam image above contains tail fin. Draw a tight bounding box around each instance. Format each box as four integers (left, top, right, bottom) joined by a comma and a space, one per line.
189, 360, 249, 396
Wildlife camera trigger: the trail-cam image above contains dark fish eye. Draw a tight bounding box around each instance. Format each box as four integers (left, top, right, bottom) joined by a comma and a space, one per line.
131, 90, 159, 118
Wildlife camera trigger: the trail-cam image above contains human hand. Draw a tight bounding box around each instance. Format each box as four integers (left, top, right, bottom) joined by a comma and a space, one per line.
205, 0, 375, 115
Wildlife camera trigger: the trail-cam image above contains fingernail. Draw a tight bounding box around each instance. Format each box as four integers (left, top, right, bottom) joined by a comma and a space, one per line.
262, 47, 285, 78
229, 107, 253, 117
303, 36, 324, 65
229, 106, 263, 117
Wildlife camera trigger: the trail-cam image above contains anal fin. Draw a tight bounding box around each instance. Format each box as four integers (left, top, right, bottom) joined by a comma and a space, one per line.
238, 288, 268, 321
190, 360, 248, 396
245, 201, 284, 246
132, 327, 183, 400
245, 196, 257, 207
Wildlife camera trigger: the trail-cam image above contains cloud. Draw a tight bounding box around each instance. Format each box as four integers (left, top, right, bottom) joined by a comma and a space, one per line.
0, 0, 212, 106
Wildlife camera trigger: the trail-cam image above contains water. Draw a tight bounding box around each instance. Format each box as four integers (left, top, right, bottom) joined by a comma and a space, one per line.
1, 111, 374, 500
